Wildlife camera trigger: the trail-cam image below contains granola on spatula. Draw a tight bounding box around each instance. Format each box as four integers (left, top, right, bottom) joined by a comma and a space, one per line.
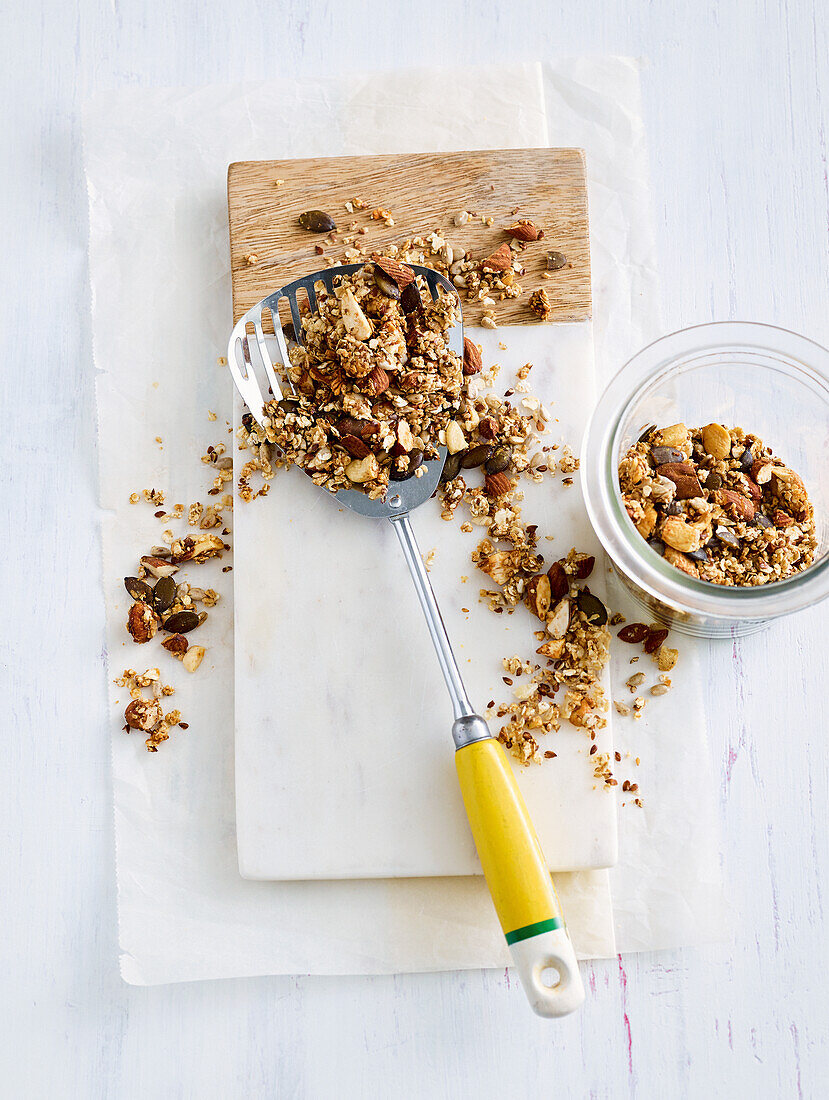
240, 263, 463, 499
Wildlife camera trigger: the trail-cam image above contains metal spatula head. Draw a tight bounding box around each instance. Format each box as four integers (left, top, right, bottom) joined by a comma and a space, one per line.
227, 263, 463, 518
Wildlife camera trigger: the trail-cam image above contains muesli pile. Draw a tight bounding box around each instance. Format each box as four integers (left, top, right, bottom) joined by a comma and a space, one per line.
620, 422, 816, 585
240, 260, 463, 499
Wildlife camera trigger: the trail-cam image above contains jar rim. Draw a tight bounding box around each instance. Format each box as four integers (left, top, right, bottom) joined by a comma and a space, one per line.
582, 321, 829, 621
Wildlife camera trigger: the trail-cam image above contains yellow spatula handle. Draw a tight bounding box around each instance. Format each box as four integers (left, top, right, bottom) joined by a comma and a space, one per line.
455, 737, 585, 1017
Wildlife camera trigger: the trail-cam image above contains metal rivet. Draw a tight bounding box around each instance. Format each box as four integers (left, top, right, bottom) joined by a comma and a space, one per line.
389, 494, 402, 508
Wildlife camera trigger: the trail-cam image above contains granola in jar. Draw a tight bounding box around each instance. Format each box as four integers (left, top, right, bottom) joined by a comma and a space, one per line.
619, 422, 816, 585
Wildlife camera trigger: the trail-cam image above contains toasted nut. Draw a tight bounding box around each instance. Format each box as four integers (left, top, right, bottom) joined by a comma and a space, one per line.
524, 574, 552, 619
505, 219, 542, 241
701, 423, 732, 459
340, 433, 371, 458
478, 416, 498, 440
140, 556, 180, 579
125, 698, 163, 731
482, 242, 513, 272
371, 254, 415, 289
714, 489, 755, 522
536, 639, 565, 660
364, 365, 390, 396
183, 645, 206, 673
572, 555, 595, 580
546, 597, 571, 638
663, 546, 699, 577
463, 336, 482, 376
661, 515, 704, 552
127, 601, 159, 643
484, 471, 512, 497
644, 627, 669, 654
654, 423, 691, 452
773, 509, 795, 528
744, 479, 762, 504
657, 646, 679, 671
636, 503, 658, 539
751, 458, 774, 484
546, 561, 569, 602
161, 634, 189, 657
339, 288, 373, 340
445, 421, 467, 454
618, 623, 649, 643
345, 454, 380, 483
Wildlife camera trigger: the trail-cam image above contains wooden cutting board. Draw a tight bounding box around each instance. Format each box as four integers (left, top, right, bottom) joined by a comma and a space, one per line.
227, 148, 591, 326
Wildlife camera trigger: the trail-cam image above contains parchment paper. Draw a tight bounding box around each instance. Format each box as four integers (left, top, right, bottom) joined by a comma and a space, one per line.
87, 59, 723, 984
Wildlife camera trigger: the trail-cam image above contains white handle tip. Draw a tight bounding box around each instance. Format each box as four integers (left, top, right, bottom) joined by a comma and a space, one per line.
509, 928, 585, 1017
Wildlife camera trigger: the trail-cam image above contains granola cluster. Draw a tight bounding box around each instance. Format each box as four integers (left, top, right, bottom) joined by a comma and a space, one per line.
620, 422, 816, 585
239, 262, 463, 499
116, 667, 187, 752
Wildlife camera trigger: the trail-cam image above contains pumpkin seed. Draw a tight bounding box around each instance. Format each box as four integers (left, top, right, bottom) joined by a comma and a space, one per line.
152, 575, 177, 613
162, 610, 200, 634
664, 501, 683, 516
740, 447, 755, 472
546, 251, 567, 270
637, 424, 656, 445
576, 589, 608, 627
687, 547, 710, 563
705, 470, 723, 490
373, 265, 401, 299
646, 537, 666, 556
755, 512, 773, 530
389, 450, 423, 480
485, 445, 512, 474
716, 525, 740, 548
298, 210, 336, 233
125, 577, 153, 602
461, 444, 493, 469
651, 445, 685, 465
440, 450, 464, 483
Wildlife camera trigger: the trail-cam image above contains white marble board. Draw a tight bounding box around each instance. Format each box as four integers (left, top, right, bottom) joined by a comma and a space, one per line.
234, 323, 618, 879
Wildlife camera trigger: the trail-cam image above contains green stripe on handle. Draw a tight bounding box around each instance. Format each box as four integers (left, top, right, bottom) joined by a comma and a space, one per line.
505, 915, 564, 945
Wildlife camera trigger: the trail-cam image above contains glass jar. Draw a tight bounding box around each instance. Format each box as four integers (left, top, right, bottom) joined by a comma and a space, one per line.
581, 322, 829, 637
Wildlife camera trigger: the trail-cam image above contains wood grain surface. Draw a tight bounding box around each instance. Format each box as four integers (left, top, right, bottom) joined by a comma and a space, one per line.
227, 148, 591, 325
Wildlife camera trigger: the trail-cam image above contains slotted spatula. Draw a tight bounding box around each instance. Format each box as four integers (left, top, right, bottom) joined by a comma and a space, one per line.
227, 263, 584, 1016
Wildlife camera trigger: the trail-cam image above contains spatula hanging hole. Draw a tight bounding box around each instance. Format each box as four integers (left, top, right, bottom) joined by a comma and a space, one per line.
540, 966, 562, 989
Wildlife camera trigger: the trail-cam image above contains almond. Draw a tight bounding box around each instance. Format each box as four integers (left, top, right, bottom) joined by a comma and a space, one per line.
701, 422, 732, 460
364, 365, 390, 396
445, 420, 467, 454
714, 489, 755, 521
546, 597, 571, 638
663, 546, 700, 577
505, 219, 543, 242
484, 471, 512, 497
668, 474, 704, 500
125, 698, 163, 731
523, 574, 552, 620
140, 556, 180, 579
127, 600, 160, 643
161, 634, 189, 657
183, 645, 206, 673
751, 458, 774, 485
635, 502, 658, 539
536, 639, 565, 660
478, 416, 498, 440
546, 561, 569, 602
463, 336, 482, 376
339, 288, 373, 340
345, 453, 380, 484
371, 254, 415, 290
655, 461, 696, 478
661, 515, 704, 552
482, 242, 513, 272
744, 479, 762, 504
340, 434, 370, 458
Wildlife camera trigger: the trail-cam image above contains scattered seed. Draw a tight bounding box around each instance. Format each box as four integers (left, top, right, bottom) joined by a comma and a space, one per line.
299, 210, 336, 233
576, 589, 608, 627
546, 251, 567, 270
618, 623, 649, 643
462, 444, 493, 469
124, 577, 153, 602
162, 610, 200, 634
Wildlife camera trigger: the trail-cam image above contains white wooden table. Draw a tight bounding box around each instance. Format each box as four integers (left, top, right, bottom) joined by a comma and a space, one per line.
4, 1, 828, 1095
